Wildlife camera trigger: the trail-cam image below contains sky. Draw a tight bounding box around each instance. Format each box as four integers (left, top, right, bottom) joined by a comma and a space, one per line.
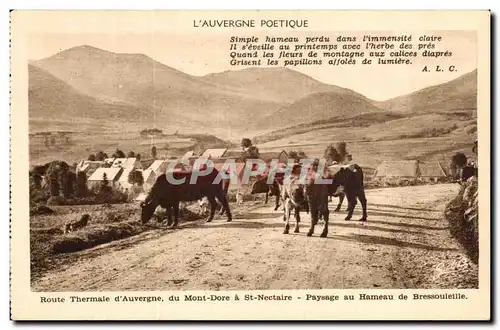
22, 11, 478, 101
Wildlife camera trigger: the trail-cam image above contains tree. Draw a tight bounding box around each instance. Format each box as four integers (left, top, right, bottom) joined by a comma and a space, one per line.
289, 150, 307, 162
127, 151, 135, 158
450, 152, 468, 179
241, 138, 252, 149
324, 144, 341, 163
451, 152, 468, 168
335, 141, 348, 162
30, 173, 42, 190
57, 162, 71, 198
95, 151, 108, 161
65, 171, 76, 198
112, 148, 125, 158
128, 170, 144, 186
151, 146, 157, 159
47, 165, 60, 197
88, 154, 97, 161
99, 172, 112, 194
136, 153, 141, 161
75, 171, 88, 197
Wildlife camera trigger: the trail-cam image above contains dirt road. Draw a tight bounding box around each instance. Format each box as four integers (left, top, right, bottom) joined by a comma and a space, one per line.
32, 183, 477, 291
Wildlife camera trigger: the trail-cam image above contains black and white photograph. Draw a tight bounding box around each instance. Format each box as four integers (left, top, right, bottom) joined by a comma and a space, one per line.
10, 10, 491, 321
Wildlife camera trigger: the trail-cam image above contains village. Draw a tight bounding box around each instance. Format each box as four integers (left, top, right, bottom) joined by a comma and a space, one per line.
73, 144, 458, 206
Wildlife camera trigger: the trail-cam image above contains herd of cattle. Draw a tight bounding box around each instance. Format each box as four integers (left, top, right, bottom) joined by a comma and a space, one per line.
140, 162, 368, 238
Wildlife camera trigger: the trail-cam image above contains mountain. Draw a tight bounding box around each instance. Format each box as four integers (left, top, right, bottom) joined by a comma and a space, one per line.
377, 70, 477, 113
255, 90, 384, 129
31, 45, 286, 130
30, 45, 379, 132
28, 64, 156, 126
201, 67, 368, 104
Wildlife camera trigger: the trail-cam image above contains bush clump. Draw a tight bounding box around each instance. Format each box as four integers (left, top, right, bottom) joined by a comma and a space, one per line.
444, 179, 479, 264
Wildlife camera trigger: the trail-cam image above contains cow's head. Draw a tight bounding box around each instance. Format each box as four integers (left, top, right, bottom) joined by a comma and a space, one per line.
251, 177, 269, 194
140, 198, 159, 224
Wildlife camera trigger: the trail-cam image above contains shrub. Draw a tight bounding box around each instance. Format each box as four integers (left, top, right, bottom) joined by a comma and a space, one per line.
444, 180, 479, 264
46, 195, 66, 206
30, 205, 54, 216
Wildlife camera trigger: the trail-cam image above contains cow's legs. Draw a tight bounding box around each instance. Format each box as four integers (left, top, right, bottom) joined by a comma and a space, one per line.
283, 199, 292, 234
219, 198, 226, 215
170, 203, 180, 228
216, 191, 232, 222
274, 194, 280, 211
334, 193, 345, 212
265, 191, 269, 204
293, 207, 300, 233
358, 191, 368, 221
320, 202, 330, 238
345, 194, 357, 221
165, 206, 173, 226
307, 203, 318, 237
206, 196, 217, 222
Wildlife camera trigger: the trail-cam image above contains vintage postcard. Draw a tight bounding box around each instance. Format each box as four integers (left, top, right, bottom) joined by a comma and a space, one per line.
10, 10, 490, 321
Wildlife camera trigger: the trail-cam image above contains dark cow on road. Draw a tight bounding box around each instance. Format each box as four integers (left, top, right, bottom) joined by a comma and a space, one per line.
328, 164, 367, 221
140, 168, 232, 228
328, 187, 347, 212
304, 175, 331, 237
250, 174, 283, 211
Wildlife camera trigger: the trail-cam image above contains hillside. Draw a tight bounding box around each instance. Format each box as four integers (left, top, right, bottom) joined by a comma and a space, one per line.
28, 64, 155, 127
378, 70, 477, 113
255, 91, 384, 130
31, 45, 384, 133
201, 67, 369, 104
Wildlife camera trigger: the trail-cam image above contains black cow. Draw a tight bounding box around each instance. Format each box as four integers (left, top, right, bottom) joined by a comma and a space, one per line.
328, 188, 347, 212
460, 165, 477, 182
250, 175, 282, 211
304, 176, 330, 237
140, 169, 232, 228
328, 164, 367, 221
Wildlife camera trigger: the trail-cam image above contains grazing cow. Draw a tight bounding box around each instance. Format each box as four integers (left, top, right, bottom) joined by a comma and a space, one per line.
281, 178, 308, 234
64, 214, 90, 233
328, 164, 367, 221
250, 175, 282, 211
140, 168, 232, 228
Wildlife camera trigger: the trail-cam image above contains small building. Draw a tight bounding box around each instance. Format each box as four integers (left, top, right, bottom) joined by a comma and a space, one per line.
76, 160, 106, 178
111, 157, 142, 170
181, 151, 195, 160
115, 168, 133, 192
373, 160, 419, 185
418, 161, 448, 183
87, 167, 123, 190
146, 160, 168, 176
200, 148, 228, 159
141, 169, 157, 192
258, 150, 289, 164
